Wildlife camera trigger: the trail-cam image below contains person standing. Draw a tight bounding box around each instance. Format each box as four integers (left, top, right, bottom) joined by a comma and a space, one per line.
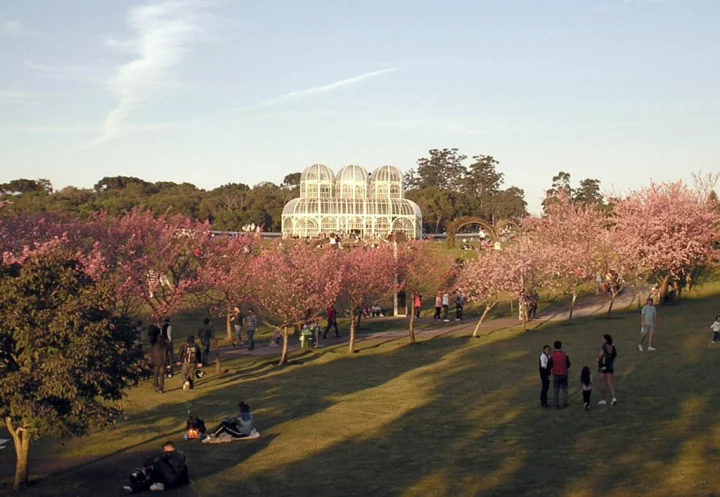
148, 323, 161, 346
598, 334, 618, 406
710, 315, 720, 344
161, 317, 174, 370
434, 293, 442, 321
151, 335, 168, 394
413, 294, 423, 319
548, 340, 571, 408
231, 306, 243, 347
324, 304, 339, 338
539, 345, 552, 408
198, 318, 215, 364
454, 291, 465, 321
245, 308, 258, 351
442, 291, 450, 322
639, 298, 657, 351
177, 336, 202, 391
581, 367, 593, 411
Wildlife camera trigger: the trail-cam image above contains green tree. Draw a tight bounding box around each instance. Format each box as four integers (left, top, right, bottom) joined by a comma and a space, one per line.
0, 179, 53, 196
407, 148, 467, 191
0, 243, 146, 489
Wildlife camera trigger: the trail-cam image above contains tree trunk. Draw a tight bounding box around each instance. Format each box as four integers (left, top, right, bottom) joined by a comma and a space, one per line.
409, 307, 417, 344
348, 312, 358, 354
472, 301, 497, 337
213, 337, 222, 374
658, 275, 671, 305
607, 290, 617, 318
279, 326, 289, 366
509, 298, 514, 315
568, 290, 577, 322
225, 304, 233, 343
7, 418, 30, 491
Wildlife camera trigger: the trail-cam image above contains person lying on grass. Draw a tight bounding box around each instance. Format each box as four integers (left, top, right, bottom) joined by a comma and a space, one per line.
123, 441, 189, 493
203, 401, 257, 443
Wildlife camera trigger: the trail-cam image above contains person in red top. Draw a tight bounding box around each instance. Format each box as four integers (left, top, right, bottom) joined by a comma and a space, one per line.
548, 340, 571, 408
413, 294, 423, 319
323, 304, 339, 339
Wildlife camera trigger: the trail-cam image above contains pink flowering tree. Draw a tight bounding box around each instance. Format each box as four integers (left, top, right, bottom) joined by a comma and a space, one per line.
397, 241, 457, 343
337, 245, 398, 353
194, 234, 257, 342
535, 193, 605, 321
254, 242, 343, 365
611, 181, 720, 304
457, 250, 507, 337
498, 240, 546, 330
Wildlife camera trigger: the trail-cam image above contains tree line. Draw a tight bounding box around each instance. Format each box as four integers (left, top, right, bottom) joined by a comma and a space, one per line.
0, 149, 626, 233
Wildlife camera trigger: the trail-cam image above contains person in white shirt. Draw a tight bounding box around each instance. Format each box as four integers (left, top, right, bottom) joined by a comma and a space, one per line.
639, 298, 657, 352
711, 316, 720, 344
538, 345, 552, 408
442, 292, 450, 322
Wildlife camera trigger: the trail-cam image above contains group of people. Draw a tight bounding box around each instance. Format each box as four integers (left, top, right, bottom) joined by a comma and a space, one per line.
519, 288, 539, 322
424, 290, 465, 322
538, 336, 618, 411
124, 402, 258, 493
230, 306, 259, 350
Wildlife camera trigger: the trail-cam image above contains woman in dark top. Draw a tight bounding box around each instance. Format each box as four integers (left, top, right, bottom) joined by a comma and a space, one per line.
597, 334, 617, 406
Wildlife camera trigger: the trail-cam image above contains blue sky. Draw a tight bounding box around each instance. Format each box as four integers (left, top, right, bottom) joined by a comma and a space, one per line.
1, 0, 718, 213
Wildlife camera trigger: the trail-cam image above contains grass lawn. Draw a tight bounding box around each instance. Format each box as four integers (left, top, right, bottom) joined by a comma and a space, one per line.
2, 282, 720, 496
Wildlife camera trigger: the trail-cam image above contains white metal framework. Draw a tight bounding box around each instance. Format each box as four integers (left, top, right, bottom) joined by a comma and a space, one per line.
282, 165, 422, 239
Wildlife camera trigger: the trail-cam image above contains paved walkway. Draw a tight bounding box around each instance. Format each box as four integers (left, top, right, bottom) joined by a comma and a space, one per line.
212, 290, 638, 362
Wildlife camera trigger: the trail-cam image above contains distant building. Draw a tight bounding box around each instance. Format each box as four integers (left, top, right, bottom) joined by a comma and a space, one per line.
281, 165, 423, 239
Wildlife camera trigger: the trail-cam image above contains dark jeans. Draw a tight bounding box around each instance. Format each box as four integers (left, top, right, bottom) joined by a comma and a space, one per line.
442, 305, 449, 320
528, 305, 538, 320
414, 307, 421, 319
153, 365, 165, 393
582, 389, 592, 405
714, 332, 720, 342
434, 307, 442, 320
553, 375, 569, 407
247, 329, 256, 350
212, 421, 248, 439
181, 363, 196, 388
324, 320, 339, 338
202, 341, 211, 363
455, 305, 463, 320
540, 375, 550, 406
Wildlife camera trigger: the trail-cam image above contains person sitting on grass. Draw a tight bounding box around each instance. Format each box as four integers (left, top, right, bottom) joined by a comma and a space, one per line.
123, 441, 189, 493
269, 326, 282, 347
203, 401, 257, 442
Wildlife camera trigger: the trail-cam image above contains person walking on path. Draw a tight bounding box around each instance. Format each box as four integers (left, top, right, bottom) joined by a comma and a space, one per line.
231, 306, 243, 347
539, 345, 552, 408
639, 298, 658, 351
414, 294, 423, 319
177, 336, 202, 391
434, 293, 442, 321
442, 291, 450, 322
455, 291, 465, 321
548, 340, 571, 408
597, 334, 617, 406
151, 335, 169, 394
198, 318, 215, 364
324, 304, 339, 338
710, 316, 720, 344
245, 308, 258, 350
581, 367, 593, 411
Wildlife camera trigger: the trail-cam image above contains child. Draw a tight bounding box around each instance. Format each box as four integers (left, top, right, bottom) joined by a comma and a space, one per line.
269, 327, 282, 347
711, 316, 720, 344
581, 366, 593, 411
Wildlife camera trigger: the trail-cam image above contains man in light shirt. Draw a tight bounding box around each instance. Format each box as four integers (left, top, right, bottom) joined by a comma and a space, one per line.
639, 298, 657, 352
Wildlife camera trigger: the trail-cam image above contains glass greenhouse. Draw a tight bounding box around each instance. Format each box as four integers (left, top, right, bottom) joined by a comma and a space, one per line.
282, 165, 423, 239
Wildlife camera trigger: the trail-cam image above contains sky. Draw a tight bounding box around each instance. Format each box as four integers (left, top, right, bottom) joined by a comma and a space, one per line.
1, 0, 719, 213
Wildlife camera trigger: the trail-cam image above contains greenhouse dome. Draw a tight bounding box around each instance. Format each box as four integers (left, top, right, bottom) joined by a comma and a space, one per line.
282, 165, 422, 239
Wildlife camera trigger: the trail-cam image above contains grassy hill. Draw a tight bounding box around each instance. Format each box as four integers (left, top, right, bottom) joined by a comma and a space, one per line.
2, 282, 720, 496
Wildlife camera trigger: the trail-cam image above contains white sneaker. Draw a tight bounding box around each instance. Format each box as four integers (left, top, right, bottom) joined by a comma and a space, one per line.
150, 483, 165, 491
201, 435, 213, 444
183, 381, 190, 390
648, 346, 656, 351
123, 486, 133, 493
611, 398, 617, 406
638, 344, 643, 352
443, 319, 449, 323
598, 400, 607, 405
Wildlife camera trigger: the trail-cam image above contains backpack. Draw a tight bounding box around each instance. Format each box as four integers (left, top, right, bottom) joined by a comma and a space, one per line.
184, 345, 197, 364
185, 416, 206, 440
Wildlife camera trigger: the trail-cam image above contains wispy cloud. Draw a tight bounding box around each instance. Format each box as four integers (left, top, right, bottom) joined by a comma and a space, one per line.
0, 90, 55, 104
211, 67, 399, 118
92, 0, 217, 145
0, 20, 27, 38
